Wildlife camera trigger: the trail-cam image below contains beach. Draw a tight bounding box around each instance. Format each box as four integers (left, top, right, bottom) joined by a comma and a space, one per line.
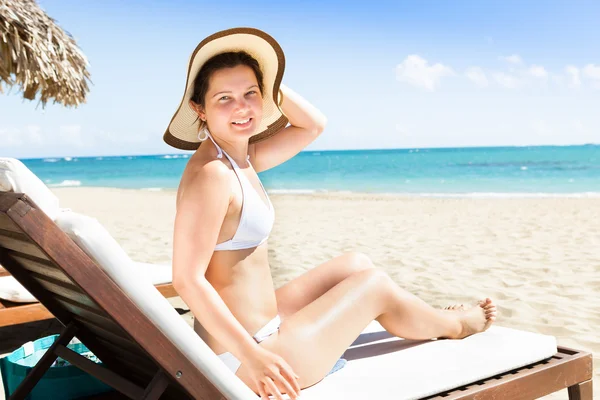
2, 187, 598, 399
57, 188, 600, 398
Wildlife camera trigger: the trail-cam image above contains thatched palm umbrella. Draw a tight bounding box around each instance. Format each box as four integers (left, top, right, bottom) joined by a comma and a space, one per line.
0, 0, 91, 107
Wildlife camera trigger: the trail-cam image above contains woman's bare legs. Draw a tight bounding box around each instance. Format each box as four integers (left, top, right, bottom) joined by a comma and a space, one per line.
237, 267, 497, 391
275, 252, 376, 318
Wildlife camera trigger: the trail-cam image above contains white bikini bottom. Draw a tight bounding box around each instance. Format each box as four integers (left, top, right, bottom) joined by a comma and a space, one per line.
217, 314, 282, 373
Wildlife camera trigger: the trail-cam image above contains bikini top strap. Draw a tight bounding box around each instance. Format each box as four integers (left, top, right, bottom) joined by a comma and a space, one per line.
205, 132, 224, 160
205, 131, 250, 168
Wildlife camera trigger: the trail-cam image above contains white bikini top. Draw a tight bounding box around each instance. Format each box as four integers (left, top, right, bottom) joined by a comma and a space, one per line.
205, 133, 275, 251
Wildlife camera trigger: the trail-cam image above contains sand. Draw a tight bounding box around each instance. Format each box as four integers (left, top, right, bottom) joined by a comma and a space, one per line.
2, 187, 598, 399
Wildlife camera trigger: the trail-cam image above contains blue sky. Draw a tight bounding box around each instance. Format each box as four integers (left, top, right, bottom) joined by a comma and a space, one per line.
1, 0, 599, 158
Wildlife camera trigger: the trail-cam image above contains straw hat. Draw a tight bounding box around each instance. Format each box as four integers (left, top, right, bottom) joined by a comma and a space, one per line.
163, 27, 288, 150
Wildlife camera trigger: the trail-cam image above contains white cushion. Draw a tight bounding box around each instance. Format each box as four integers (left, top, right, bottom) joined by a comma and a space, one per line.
0, 157, 60, 220
131, 262, 172, 285
53, 210, 259, 400
0, 261, 172, 303
298, 322, 557, 400
0, 275, 36, 303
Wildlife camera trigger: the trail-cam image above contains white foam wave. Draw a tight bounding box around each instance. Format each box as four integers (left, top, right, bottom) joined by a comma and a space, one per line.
267, 189, 319, 194
43, 158, 59, 163
48, 180, 82, 187
266, 189, 600, 198
413, 192, 600, 199
161, 154, 188, 159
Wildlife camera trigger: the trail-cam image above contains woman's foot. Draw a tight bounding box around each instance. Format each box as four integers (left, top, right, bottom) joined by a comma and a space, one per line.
448, 298, 497, 339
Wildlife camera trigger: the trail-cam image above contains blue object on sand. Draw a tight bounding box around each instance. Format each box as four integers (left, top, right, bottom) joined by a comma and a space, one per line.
0, 334, 114, 399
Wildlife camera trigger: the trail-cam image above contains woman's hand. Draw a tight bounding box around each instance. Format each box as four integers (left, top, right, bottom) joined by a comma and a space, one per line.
244, 346, 301, 400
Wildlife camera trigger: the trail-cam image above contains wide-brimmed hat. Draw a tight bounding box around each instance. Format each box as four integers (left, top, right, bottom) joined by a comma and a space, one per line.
163, 27, 288, 150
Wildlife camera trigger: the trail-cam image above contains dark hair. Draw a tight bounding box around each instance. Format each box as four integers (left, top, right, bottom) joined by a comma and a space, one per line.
190, 51, 264, 109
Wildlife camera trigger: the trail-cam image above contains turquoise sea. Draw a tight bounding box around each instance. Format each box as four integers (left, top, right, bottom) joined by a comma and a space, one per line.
20, 144, 600, 197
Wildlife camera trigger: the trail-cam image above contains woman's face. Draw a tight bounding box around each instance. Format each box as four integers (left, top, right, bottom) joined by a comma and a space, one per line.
198, 64, 263, 141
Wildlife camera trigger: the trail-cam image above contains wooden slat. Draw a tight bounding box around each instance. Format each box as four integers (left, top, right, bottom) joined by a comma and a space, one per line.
568, 379, 593, 400
0, 192, 23, 212
425, 347, 593, 399
0, 212, 21, 234
72, 328, 155, 393
11, 252, 74, 284
142, 371, 170, 400
0, 229, 49, 260
55, 344, 145, 400
156, 283, 177, 298
57, 299, 121, 332
94, 337, 157, 373
76, 317, 143, 353
33, 278, 97, 308
0, 301, 53, 327
30, 270, 81, 293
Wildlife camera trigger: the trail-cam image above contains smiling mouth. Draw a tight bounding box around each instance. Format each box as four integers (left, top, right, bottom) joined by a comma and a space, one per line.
232, 118, 252, 125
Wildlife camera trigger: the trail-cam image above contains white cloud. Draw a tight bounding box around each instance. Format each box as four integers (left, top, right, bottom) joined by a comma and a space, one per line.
395, 124, 412, 136
572, 119, 585, 133
492, 72, 519, 89
500, 54, 523, 65
531, 119, 553, 137
0, 128, 24, 147
59, 125, 89, 148
565, 65, 581, 88
528, 65, 548, 79
582, 64, 600, 88
582, 64, 600, 79
25, 125, 44, 146
465, 66, 489, 88
95, 128, 148, 144
395, 55, 454, 91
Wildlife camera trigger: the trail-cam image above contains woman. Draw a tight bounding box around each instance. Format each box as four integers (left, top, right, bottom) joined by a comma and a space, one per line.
165, 28, 497, 400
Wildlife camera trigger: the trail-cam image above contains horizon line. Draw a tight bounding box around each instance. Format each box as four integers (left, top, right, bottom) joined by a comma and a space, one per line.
15, 142, 600, 161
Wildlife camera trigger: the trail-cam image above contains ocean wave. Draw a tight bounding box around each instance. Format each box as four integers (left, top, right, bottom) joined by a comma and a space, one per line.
161, 154, 189, 159
267, 189, 319, 194
48, 180, 82, 187
266, 190, 600, 198
414, 192, 600, 199
43, 158, 60, 163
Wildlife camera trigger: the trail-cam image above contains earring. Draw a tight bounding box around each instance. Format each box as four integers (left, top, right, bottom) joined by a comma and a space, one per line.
197, 122, 209, 141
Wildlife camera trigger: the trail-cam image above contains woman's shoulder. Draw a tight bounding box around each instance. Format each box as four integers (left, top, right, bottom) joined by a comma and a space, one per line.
177, 153, 233, 204
185, 151, 232, 181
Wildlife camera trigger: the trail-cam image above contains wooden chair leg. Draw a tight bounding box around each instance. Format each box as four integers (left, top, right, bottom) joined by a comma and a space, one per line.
141, 370, 170, 400
568, 379, 593, 400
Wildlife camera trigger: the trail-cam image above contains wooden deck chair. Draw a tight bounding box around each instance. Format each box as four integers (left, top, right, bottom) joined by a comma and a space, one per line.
0, 157, 178, 331
0, 266, 176, 329
0, 193, 593, 399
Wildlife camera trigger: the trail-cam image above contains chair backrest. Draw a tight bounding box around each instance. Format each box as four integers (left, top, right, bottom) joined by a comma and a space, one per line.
0, 158, 60, 220
0, 192, 255, 399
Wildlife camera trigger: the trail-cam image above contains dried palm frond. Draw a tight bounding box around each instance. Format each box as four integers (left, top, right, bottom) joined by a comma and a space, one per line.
0, 0, 91, 107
